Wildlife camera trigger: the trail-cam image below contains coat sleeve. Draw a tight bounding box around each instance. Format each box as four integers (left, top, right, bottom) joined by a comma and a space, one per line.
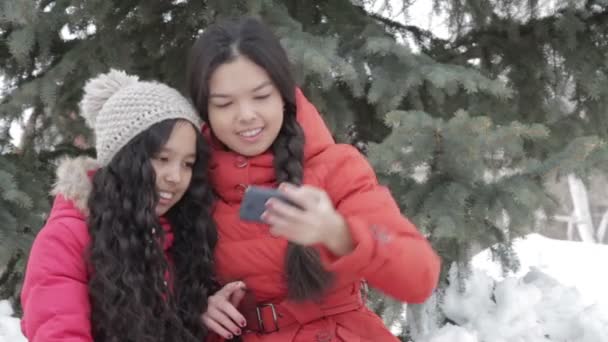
317, 146, 441, 304
20, 220, 93, 341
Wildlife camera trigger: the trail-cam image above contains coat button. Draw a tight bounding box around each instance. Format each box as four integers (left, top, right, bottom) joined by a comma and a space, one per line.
315, 331, 333, 342
235, 183, 247, 193
235, 156, 248, 168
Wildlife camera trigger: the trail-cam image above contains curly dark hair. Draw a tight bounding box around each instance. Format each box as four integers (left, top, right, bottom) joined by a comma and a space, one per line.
86, 119, 218, 341
187, 16, 333, 301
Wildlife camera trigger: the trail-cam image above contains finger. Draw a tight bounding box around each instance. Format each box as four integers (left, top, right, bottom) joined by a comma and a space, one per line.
262, 211, 293, 231
268, 222, 303, 242
216, 281, 246, 298
299, 185, 330, 209
208, 296, 247, 327
278, 183, 316, 210
221, 299, 247, 327
265, 198, 305, 222
205, 305, 244, 335
202, 314, 237, 340
314, 189, 336, 211
268, 225, 287, 239
229, 287, 247, 307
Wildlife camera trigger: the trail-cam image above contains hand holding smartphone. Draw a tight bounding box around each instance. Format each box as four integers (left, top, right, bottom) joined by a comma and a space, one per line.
239, 186, 298, 222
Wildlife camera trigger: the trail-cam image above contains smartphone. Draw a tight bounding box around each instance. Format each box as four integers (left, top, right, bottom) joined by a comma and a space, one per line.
239, 186, 297, 222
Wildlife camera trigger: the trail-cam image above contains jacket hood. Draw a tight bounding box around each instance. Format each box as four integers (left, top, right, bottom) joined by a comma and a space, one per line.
48, 156, 99, 222
47, 156, 173, 249
294, 87, 335, 159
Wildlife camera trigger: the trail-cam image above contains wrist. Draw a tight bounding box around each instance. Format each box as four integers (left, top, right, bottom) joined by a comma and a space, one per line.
323, 214, 354, 256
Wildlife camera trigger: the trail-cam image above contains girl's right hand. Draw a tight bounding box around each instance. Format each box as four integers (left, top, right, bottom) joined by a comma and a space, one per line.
202, 281, 248, 339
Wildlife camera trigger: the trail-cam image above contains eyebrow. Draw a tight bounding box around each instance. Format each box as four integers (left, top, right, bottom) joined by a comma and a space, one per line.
209, 81, 272, 98
158, 148, 196, 159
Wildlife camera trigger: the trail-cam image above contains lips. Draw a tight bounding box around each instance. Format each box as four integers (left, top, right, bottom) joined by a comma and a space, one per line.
159, 192, 173, 200
158, 191, 174, 206
238, 127, 263, 138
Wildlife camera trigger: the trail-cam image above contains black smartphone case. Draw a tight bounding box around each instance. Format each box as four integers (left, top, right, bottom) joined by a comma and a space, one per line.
239, 186, 291, 222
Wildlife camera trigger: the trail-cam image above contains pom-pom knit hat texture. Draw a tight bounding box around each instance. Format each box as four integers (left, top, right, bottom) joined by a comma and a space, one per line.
80, 69, 202, 166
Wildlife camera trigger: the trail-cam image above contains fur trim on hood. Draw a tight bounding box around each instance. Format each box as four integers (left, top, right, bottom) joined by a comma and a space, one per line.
51, 156, 99, 214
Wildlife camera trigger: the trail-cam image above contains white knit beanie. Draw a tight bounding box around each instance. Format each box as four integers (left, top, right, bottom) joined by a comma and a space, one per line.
80, 69, 202, 166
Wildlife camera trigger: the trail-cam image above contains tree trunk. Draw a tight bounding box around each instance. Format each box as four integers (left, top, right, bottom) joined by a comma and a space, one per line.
567, 174, 596, 243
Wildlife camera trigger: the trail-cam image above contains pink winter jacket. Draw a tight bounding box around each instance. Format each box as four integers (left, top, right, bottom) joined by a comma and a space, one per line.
20, 157, 175, 341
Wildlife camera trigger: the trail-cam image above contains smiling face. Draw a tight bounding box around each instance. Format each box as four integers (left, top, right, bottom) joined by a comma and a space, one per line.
206, 55, 284, 157
150, 120, 197, 216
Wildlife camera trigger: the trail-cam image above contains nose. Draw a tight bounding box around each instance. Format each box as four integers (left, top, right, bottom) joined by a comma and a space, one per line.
164, 164, 182, 184
236, 101, 256, 123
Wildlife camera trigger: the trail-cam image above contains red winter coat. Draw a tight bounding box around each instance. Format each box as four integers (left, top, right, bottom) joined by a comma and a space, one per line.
20, 158, 175, 341
208, 89, 441, 341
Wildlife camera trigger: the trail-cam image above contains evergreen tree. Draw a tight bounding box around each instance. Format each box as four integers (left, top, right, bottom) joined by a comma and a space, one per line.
2, 0, 608, 338
0, 149, 51, 311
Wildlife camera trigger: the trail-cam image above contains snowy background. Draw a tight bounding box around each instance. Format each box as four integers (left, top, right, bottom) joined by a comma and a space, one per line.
419, 234, 608, 342
0, 301, 25, 342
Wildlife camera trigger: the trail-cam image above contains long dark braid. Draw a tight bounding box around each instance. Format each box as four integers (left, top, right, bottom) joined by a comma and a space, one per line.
272, 102, 334, 301
87, 120, 216, 341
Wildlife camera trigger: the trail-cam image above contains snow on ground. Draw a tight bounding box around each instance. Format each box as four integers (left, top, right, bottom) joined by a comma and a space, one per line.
472, 233, 608, 319
417, 233, 608, 342
0, 301, 26, 342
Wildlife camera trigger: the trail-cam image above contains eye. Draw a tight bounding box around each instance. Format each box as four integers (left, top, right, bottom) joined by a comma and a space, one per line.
184, 161, 195, 168
213, 101, 232, 108
154, 155, 169, 163
254, 94, 270, 100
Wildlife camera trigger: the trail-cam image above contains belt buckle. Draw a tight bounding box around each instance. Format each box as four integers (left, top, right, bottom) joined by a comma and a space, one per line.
255, 303, 279, 334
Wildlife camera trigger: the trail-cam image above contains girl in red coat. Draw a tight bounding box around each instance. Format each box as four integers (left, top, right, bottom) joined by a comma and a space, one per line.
21, 70, 218, 341
187, 17, 441, 341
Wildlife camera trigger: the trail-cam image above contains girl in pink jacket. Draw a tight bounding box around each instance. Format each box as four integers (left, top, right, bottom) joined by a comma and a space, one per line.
21, 70, 218, 341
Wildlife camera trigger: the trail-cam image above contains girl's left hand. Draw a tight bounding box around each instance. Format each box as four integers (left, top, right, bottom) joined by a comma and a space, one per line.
262, 183, 354, 256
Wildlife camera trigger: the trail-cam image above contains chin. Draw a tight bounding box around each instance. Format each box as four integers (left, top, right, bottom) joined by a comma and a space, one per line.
235, 143, 272, 157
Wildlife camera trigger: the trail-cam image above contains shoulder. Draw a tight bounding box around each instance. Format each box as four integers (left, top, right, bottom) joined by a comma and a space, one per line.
32, 155, 96, 255
40, 217, 89, 248
307, 144, 378, 199
32, 208, 90, 267
310, 144, 375, 180
24, 216, 90, 288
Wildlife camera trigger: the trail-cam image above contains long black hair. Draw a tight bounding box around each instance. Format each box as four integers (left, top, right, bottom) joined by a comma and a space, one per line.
87, 119, 218, 341
187, 17, 333, 301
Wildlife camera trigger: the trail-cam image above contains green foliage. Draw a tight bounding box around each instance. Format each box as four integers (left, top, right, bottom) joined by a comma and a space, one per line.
368, 109, 554, 275
0, 153, 52, 311
0, 154, 52, 262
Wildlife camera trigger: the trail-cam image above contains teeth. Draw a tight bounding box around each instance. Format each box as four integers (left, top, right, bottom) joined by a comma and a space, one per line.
159, 192, 173, 200
239, 128, 262, 137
